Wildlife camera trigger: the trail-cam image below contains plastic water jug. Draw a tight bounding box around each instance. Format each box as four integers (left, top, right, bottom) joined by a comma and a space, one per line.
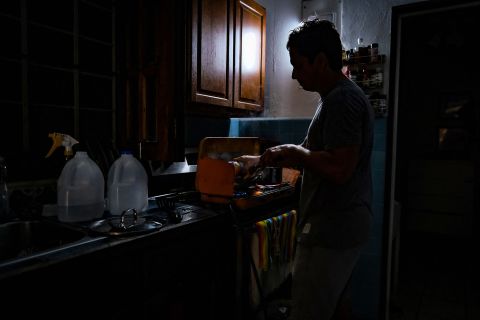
57, 151, 105, 222
107, 151, 148, 215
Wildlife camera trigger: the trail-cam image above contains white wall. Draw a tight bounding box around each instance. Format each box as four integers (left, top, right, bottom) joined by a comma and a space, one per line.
341, 0, 423, 106
256, 0, 319, 118
258, 0, 423, 118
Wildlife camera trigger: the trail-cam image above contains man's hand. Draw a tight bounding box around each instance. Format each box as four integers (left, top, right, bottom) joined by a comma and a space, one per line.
232, 155, 261, 177
260, 144, 307, 168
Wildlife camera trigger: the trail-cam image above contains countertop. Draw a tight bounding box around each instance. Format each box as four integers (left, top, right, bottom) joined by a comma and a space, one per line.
0, 197, 224, 280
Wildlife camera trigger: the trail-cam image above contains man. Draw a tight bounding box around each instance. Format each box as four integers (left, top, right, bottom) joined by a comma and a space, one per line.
235, 19, 374, 319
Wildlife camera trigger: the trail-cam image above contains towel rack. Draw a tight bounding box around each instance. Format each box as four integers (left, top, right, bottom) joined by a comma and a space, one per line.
229, 204, 297, 319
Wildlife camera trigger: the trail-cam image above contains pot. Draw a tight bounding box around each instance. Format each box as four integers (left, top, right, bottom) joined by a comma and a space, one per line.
260, 167, 282, 185
88, 208, 165, 236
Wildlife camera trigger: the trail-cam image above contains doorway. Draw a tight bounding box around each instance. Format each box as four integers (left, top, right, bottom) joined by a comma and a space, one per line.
386, 1, 480, 319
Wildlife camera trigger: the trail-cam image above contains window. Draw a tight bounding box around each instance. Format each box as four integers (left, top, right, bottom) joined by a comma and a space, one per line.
0, 0, 115, 180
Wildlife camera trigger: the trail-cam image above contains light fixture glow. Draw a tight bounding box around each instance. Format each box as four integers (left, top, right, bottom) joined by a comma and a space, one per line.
242, 28, 260, 75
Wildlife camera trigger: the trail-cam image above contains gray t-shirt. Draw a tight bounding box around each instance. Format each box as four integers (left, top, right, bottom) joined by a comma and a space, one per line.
299, 78, 374, 249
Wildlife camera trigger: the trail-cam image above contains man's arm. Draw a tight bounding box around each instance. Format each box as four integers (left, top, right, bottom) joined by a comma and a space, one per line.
260, 144, 359, 185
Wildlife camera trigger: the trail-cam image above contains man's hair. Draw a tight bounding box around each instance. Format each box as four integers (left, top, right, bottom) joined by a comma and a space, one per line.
286, 19, 343, 72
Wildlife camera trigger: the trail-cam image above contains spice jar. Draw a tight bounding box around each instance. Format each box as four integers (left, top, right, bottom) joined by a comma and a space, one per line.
370, 43, 379, 63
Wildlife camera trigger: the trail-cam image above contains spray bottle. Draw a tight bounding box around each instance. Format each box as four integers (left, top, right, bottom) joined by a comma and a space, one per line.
45, 133, 105, 222
45, 132, 79, 161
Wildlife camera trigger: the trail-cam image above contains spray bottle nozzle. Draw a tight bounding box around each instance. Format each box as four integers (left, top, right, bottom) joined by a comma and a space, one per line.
45, 133, 79, 160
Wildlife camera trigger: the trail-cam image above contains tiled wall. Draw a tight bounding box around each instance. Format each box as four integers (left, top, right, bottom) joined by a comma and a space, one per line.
353, 118, 387, 320
229, 117, 311, 145
228, 116, 388, 320
184, 115, 231, 149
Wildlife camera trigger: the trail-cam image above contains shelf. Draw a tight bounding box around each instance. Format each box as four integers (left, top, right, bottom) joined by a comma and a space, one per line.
354, 80, 383, 90
344, 48, 387, 118
345, 54, 386, 66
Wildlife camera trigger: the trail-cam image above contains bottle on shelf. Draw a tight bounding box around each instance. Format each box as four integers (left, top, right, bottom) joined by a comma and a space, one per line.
348, 49, 355, 64
370, 43, 379, 63
357, 37, 369, 63
347, 41, 387, 118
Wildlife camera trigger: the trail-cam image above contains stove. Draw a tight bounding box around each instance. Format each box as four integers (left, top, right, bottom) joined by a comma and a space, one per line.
148, 191, 219, 224
151, 139, 300, 318
197, 182, 295, 211
195, 137, 300, 211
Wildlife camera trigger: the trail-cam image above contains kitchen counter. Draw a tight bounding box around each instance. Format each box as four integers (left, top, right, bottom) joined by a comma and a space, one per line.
0, 198, 223, 279
0, 187, 299, 319
0, 197, 235, 320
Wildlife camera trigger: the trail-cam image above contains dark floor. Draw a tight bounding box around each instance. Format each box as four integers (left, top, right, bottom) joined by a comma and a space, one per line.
389, 232, 479, 320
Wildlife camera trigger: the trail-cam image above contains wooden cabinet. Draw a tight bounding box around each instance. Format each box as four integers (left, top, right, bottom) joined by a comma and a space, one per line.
117, 0, 186, 161
116, 0, 266, 162
191, 0, 266, 113
191, 0, 234, 108
234, 0, 267, 111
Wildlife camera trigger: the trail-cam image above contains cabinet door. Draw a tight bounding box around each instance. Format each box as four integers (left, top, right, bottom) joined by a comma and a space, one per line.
191, 0, 234, 108
119, 0, 182, 161
138, 0, 176, 161
234, 0, 266, 111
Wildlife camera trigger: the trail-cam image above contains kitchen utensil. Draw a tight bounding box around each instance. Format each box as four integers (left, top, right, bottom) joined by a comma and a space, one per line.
155, 196, 183, 223
260, 167, 282, 185
89, 208, 165, 236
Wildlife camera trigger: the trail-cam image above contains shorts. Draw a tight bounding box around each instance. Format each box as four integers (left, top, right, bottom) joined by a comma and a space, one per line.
289, 227, 364, 320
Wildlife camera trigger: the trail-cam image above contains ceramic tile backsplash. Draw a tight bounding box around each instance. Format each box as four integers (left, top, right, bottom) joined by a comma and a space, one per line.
185, 115, 230, 149
229, 117, 310, 145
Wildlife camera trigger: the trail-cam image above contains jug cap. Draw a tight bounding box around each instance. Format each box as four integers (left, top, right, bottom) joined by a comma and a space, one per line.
120, 149, 133, 155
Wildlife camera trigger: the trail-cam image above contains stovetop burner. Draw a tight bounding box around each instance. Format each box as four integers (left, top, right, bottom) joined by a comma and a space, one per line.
151, 191, 210, 224
150, 183, 296, 221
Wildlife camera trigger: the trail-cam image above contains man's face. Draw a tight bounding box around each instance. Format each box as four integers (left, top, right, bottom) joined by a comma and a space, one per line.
289, 47, 316, 92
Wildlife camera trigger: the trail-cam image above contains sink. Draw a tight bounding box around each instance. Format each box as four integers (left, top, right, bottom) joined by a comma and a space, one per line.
0, 220, 87, 263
